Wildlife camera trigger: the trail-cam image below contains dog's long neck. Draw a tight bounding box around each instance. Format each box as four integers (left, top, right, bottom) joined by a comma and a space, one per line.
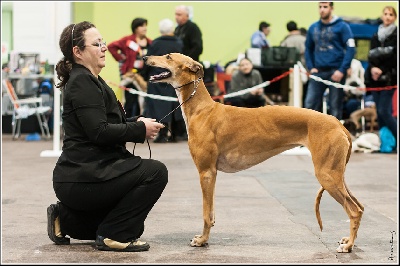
176, 79, 216, 118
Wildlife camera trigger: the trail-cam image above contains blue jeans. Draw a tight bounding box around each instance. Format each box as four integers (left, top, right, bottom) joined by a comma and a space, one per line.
304, 70, 345, 120
371, 88, 397, 141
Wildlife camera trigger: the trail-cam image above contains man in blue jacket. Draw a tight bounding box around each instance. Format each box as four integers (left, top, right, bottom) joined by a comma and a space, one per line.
304, 2, 356, 120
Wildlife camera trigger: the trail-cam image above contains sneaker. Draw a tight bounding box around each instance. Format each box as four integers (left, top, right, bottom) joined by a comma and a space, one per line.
47, 202, 70, 245
96, 235, 150, 252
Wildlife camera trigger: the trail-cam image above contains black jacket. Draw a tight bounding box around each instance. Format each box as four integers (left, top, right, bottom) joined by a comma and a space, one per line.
53, 64, 146, 183
365, 27, 397, 87
174, 20, 203, 61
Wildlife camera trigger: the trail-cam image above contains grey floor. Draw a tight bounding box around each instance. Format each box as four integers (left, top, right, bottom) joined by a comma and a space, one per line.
1, 133, 398, 264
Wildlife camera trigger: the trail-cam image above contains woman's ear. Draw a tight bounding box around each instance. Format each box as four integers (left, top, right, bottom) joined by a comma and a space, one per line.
72, 46, 83, 59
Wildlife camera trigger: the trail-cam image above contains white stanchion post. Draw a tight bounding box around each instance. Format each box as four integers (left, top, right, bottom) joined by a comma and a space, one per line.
40, 85, 62, 157
279, 63, 311, 156
39, 1, 70, 158
293, 64, 300, 108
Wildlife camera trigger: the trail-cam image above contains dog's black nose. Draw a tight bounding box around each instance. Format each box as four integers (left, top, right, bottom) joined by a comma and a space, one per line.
143, 56, 148, 62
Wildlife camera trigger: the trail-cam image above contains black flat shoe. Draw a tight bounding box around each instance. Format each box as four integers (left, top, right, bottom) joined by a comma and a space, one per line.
96, 235, 150, 252
47, 202, 70, 245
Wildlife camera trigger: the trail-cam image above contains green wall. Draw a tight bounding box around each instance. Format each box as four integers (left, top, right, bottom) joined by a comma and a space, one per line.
73, 1, 398, 99
1, 6, 13, 64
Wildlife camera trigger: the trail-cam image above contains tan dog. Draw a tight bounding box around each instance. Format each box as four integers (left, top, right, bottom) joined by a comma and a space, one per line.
144, 53, 364, 253
350, 106, 377, 132
120, 70, 148, 114
121, 70, 148, 92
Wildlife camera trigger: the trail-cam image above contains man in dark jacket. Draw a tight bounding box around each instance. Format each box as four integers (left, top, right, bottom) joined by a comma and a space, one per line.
174, 5, 203, 62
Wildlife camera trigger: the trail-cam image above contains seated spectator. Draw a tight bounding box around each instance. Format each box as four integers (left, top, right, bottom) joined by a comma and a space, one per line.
251, 21, 271, 49
229, 58, 274, 107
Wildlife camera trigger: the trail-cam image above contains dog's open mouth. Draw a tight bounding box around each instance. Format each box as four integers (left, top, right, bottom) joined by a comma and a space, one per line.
149, 70, 171, 82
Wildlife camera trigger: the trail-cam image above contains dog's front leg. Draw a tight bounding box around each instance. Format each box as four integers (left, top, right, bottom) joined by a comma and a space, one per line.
190, 169, 217, 247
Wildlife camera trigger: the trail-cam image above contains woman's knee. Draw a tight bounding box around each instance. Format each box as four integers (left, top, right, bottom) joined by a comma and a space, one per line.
146, 159, 168, 186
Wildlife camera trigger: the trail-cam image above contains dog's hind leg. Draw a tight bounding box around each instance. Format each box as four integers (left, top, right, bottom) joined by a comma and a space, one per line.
314, 180, 363, 252
310, 133, 363, 253
190, 168, 217, 247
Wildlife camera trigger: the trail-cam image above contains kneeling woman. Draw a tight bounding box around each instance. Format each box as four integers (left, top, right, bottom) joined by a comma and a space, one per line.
48, 21, 168, 252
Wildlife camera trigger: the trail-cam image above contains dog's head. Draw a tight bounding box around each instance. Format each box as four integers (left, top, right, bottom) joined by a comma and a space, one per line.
342, 119, 358, 139
143, 53, 204, 88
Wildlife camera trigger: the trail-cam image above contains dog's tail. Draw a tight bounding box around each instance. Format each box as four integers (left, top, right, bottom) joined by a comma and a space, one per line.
315, 186, 324, 231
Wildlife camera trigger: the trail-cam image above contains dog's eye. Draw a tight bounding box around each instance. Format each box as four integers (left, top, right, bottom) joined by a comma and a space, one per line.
166, 55, 171, 59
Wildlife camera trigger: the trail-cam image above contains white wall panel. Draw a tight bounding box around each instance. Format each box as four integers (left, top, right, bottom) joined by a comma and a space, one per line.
12, 1, 71, 65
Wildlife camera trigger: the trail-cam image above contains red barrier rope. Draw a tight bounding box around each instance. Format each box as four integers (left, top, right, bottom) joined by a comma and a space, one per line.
364, 85, 397, 92
269, 69, 293, 83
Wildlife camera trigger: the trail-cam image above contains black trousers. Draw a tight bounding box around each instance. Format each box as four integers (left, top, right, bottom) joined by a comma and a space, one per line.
53, 159, 168, 243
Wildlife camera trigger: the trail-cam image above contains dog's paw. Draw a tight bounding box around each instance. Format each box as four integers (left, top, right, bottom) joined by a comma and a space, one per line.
336, 237, 352, 253
339, 237, 349, 245
336, 244, 352, 253
190, 235, 208, 247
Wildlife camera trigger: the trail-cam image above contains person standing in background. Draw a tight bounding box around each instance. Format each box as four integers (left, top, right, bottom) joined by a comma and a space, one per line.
251, 21, 271, 49
280, 21, 306, 66
304, 2, 356, 120
142, 18, 185, 143
364, 6, 397, 148
300, 27, 308, 37
108, 18, 152, 117
174, 5, 203, 62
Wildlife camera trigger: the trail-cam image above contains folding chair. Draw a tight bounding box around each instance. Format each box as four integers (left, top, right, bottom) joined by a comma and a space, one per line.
3, 79, 51, 140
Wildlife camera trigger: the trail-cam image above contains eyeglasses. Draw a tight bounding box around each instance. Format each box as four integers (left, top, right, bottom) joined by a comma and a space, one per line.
84, 41, 107, 50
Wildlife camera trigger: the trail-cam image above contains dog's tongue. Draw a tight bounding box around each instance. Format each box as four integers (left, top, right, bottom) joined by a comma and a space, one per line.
149, 71, 171, 81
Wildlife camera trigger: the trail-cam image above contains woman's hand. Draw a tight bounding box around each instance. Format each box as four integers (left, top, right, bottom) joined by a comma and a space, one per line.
251, 88, 264, 95
138, 117, 165, 139
371, 67, 382, 81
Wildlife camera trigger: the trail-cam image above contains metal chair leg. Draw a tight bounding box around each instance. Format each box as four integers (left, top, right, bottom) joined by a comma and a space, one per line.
15, 119, 21, 140
360, 94, 366, 134
41, 113, 51, 139
36, 112, 51, 139
36, 112, 45, 137
11, 114, 17, 140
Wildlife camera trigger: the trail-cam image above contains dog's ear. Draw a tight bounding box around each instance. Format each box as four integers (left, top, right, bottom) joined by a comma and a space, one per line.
343, 119, 357, 137
187, 61, 204, 78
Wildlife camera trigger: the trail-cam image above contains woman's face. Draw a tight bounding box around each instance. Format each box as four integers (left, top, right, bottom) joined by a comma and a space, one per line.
79, 27, 107, 74
382, 8, 396, 26
135, 23, 147, 37
239, 59, 253, 74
